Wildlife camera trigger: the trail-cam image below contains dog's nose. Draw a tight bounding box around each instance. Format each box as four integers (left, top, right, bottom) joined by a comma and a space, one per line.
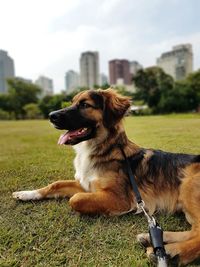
49, 111, 59, 122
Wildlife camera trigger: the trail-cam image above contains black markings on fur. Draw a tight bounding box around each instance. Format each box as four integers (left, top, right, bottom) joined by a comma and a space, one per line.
128, 150, 145, 170
120, 149, 200, 193
193, 155, 200, 163
135, 150, 199, 190
89, 90, 104, 110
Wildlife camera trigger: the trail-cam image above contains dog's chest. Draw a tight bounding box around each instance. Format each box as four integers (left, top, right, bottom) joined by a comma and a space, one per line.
73, 143, 97, 191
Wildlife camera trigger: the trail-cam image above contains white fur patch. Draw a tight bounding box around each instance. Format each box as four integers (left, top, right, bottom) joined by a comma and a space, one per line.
73, 142, 98, 191
12, 190, 42, 201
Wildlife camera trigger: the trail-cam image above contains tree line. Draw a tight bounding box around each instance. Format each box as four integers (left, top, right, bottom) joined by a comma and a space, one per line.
133, 67, 200, 114
0, 68, 199, 120
0, 79, 110, 119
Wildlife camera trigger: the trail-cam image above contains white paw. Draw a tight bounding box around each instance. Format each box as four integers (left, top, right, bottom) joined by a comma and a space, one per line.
12, 190, 42, 201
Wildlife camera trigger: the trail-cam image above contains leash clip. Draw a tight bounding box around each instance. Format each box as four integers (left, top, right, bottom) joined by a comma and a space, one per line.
136, 200, 145, 211
137, 200, 156, 225
135, 200, 145, 214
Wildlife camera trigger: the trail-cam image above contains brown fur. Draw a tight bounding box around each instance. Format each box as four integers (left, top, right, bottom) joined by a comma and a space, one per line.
13, 88, 200, 265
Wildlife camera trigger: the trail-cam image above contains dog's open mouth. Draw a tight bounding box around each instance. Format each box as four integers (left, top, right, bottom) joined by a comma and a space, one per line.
58, 127, 92, 145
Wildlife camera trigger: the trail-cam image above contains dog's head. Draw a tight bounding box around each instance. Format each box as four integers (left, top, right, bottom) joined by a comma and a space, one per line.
49, 88, 131, 145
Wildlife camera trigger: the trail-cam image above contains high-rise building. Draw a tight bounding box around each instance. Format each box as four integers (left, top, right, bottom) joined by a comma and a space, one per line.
65, 70, 79, 93
80, 51, 100, 88
109, 59, 131, 86
157, 44, 193, 80
129, 61, 143, 77
35, 75, 53, 97
0, 50, 15, 93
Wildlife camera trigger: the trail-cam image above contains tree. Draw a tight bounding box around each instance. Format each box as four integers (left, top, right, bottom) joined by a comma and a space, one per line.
23, 103, 41, 119
0, 94, 12, 113
133, 67, 174, 112
0, 109, 10, 120
7, 78, 41, 119
39, 94, 67, 118
113, 86, 134, 97
101, 83, 110, 90
186, 70, 200, 110
156, 71, 200, 113
157, 81, 188, 113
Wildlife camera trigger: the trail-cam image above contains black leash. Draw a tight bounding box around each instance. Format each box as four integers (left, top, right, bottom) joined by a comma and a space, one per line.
120, 147, 143, 204
120, 146, 168, 267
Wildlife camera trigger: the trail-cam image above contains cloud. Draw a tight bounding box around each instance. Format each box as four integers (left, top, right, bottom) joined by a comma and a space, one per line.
0, 0, 199, 92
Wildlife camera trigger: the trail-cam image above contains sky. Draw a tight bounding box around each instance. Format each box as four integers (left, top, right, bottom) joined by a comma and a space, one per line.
1, 0, 200, 93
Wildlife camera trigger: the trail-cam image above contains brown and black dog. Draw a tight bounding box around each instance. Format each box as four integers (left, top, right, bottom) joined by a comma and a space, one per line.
13, 88, 200, 265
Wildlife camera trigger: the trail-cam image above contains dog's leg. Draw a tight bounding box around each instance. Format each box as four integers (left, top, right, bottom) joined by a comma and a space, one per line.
163, 230, 194, 244
166, 164, 200, 264
13, 180, 85, 201
69, 191, 130, 215
164, 233, 200, 265
138, 229, 199, 266
137, 230, 194, 247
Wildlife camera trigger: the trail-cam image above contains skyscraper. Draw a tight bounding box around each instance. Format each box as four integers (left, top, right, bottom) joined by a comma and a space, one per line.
35, 76, 54, 97
0, 50, 15, 93
109, 59, 131, 86
80, 51, 100, 89
65, 70, 79, 93
157, 44, 193, 80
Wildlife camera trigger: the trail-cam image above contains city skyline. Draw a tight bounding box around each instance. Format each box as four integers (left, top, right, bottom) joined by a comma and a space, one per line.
1, 0, 200, 92
0, 44, 196, 94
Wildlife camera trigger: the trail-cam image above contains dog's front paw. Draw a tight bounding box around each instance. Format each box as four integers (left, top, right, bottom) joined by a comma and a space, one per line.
12, 190, 42, 201
137, 233, 151, 247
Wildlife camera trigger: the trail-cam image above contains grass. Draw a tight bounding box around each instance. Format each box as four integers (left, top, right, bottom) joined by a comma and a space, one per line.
0, 114, 200, 267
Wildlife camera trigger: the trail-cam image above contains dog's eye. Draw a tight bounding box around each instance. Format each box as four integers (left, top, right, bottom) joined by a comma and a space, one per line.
79, 102, 91, 109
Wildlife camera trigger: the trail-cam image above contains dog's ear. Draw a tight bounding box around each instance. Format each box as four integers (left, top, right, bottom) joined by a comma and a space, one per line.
99, 89, 131, 128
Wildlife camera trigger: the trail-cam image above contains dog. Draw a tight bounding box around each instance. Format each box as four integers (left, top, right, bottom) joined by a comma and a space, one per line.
13, 88, 200, 265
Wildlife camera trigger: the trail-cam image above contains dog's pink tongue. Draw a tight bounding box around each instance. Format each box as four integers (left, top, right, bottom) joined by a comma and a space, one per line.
58, 129, 82, 145
58, 132, 70, 145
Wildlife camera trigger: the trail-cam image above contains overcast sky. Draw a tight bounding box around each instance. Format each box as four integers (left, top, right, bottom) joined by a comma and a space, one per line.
1, 0, 200, 92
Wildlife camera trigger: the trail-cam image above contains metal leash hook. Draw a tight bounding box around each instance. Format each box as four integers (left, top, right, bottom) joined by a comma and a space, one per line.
120, 146, 168, 267
137, 202, 168, 267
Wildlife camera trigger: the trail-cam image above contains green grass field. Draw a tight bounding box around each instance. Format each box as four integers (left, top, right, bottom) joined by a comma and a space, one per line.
0, 114, 200, 267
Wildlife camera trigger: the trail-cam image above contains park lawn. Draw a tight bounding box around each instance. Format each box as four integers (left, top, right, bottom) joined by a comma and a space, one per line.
0, 114, 200, 267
